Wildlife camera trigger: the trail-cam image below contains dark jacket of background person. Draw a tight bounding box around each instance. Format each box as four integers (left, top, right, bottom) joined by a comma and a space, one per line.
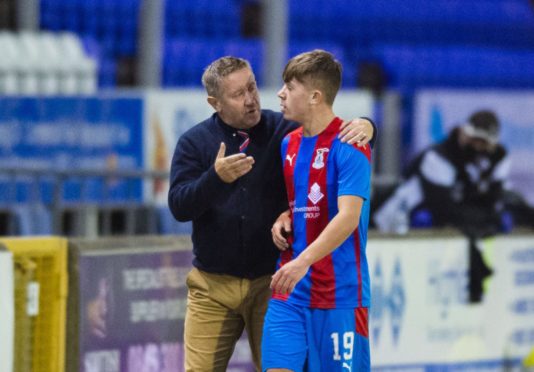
168, 110, 296, 279
373, 111, 511, 238
404, 126, 508, 237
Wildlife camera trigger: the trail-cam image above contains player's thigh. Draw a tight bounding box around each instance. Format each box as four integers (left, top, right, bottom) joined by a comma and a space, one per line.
262, 299, 307, 372
307, 307, 369, 372
184, 268, 245, 371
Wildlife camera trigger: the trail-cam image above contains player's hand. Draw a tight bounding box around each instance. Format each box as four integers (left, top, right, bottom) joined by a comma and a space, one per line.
271, 210, 292, 251
339, 118, 374, 147
214, 142, 255, 183
270, 258, 309, 295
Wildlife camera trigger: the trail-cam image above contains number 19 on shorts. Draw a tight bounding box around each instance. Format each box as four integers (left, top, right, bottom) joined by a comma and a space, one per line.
331, 331, 354, 362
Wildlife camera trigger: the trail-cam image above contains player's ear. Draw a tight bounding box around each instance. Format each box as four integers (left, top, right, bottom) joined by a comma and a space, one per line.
207, 96, 220, 112
310, 90, 322, 105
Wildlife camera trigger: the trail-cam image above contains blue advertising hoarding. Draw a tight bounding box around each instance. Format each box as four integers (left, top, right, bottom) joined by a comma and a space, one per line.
0, 96, 144, 204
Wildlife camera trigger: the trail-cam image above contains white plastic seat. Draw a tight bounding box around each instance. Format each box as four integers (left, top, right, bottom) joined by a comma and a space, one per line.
0, 31, 97, 96
18, 31, 62, 95
0, 32, 29, 95
57, 32, 97, 94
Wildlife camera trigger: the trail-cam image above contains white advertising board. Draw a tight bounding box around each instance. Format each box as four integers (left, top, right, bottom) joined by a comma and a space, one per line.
414, 90, 534, 204
0, 249, 14, 372
368, 235, 534, 370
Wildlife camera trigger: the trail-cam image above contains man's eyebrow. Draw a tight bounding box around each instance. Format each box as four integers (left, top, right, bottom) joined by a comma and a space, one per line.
229, 87, 244, 95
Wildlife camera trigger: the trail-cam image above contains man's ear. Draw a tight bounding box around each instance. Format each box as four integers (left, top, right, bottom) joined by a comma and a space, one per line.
207, 96, 220, 112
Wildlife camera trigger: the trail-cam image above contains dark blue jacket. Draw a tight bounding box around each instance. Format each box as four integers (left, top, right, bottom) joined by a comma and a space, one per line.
169, 110, 295, 278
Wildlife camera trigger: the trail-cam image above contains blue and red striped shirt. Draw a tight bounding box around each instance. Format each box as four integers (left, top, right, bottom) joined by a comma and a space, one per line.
276, 117, 372, 309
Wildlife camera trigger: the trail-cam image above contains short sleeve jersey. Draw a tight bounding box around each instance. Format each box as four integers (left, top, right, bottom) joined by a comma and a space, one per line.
276, 117, 372, 309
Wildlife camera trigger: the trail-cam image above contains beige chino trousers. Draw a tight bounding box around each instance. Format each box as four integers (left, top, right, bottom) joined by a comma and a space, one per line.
184, 267, 272, 371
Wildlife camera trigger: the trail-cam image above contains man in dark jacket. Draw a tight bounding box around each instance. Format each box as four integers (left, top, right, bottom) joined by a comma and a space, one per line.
374, 110, 509, 237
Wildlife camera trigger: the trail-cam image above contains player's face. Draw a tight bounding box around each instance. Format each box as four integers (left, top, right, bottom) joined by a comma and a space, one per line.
213, 67, 261, 130
277, 78, 313, 123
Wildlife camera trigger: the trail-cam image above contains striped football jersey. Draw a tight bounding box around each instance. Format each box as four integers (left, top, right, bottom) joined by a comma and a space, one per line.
275, 117, 372, 309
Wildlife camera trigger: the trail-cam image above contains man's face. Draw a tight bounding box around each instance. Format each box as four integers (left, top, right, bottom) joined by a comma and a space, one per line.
277, 78, 313, 123
466, 137, 495, 154
211, 67, 261, 130
459, 128, 497, 158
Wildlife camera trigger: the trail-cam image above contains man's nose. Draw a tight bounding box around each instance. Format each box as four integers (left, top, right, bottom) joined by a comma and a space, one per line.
244, 90, 256, 104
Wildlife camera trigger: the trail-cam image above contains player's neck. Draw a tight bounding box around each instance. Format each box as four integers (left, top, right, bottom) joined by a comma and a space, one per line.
302, 108, 335, 137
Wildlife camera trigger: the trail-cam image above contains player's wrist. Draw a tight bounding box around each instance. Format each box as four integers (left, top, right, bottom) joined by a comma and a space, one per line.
297, 252, 314, 268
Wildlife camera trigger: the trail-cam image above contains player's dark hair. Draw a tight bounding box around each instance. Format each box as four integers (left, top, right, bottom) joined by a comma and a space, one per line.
282, 49, 342, 105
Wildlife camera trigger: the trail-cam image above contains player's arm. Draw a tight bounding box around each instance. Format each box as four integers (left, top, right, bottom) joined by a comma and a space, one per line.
270, 195, 363, 295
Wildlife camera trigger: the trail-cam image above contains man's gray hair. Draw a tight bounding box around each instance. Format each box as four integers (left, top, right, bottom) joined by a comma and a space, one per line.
202, 56, 252, 97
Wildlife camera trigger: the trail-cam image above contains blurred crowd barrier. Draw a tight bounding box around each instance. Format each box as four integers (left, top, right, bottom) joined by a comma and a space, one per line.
0, 232, 533, 372
0, 166, 188, 237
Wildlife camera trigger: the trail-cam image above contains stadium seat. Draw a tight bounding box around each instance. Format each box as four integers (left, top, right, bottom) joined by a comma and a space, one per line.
56, 32, 98, 94
0, 32, 21, 94
164, 0, 240, 39
0, 32, 39, 95
163, 38, 263, 87
0, 32, 97, 95
373, 44, 534, 90
290, 0, 534, 46
36, 0, 534, 90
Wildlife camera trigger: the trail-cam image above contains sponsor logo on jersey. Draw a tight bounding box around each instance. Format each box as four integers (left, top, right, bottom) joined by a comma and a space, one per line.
308, 182, 324, 205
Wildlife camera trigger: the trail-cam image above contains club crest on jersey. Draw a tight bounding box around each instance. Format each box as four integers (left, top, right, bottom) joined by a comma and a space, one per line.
312, 148, 329, 169
286, 153, 296, 166
308, 182, 324, 205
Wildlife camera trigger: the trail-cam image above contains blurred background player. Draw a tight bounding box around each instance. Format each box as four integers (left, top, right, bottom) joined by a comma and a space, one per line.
374, 110, 509, 237
374, 109, 534, 236
373, 109, 534, 301
263, 50, 372, 372
168, 56, 376, 371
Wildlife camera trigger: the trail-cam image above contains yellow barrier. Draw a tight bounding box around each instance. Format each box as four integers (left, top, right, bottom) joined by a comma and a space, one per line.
1, 237, 68, 372
525, 346, 534, 367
